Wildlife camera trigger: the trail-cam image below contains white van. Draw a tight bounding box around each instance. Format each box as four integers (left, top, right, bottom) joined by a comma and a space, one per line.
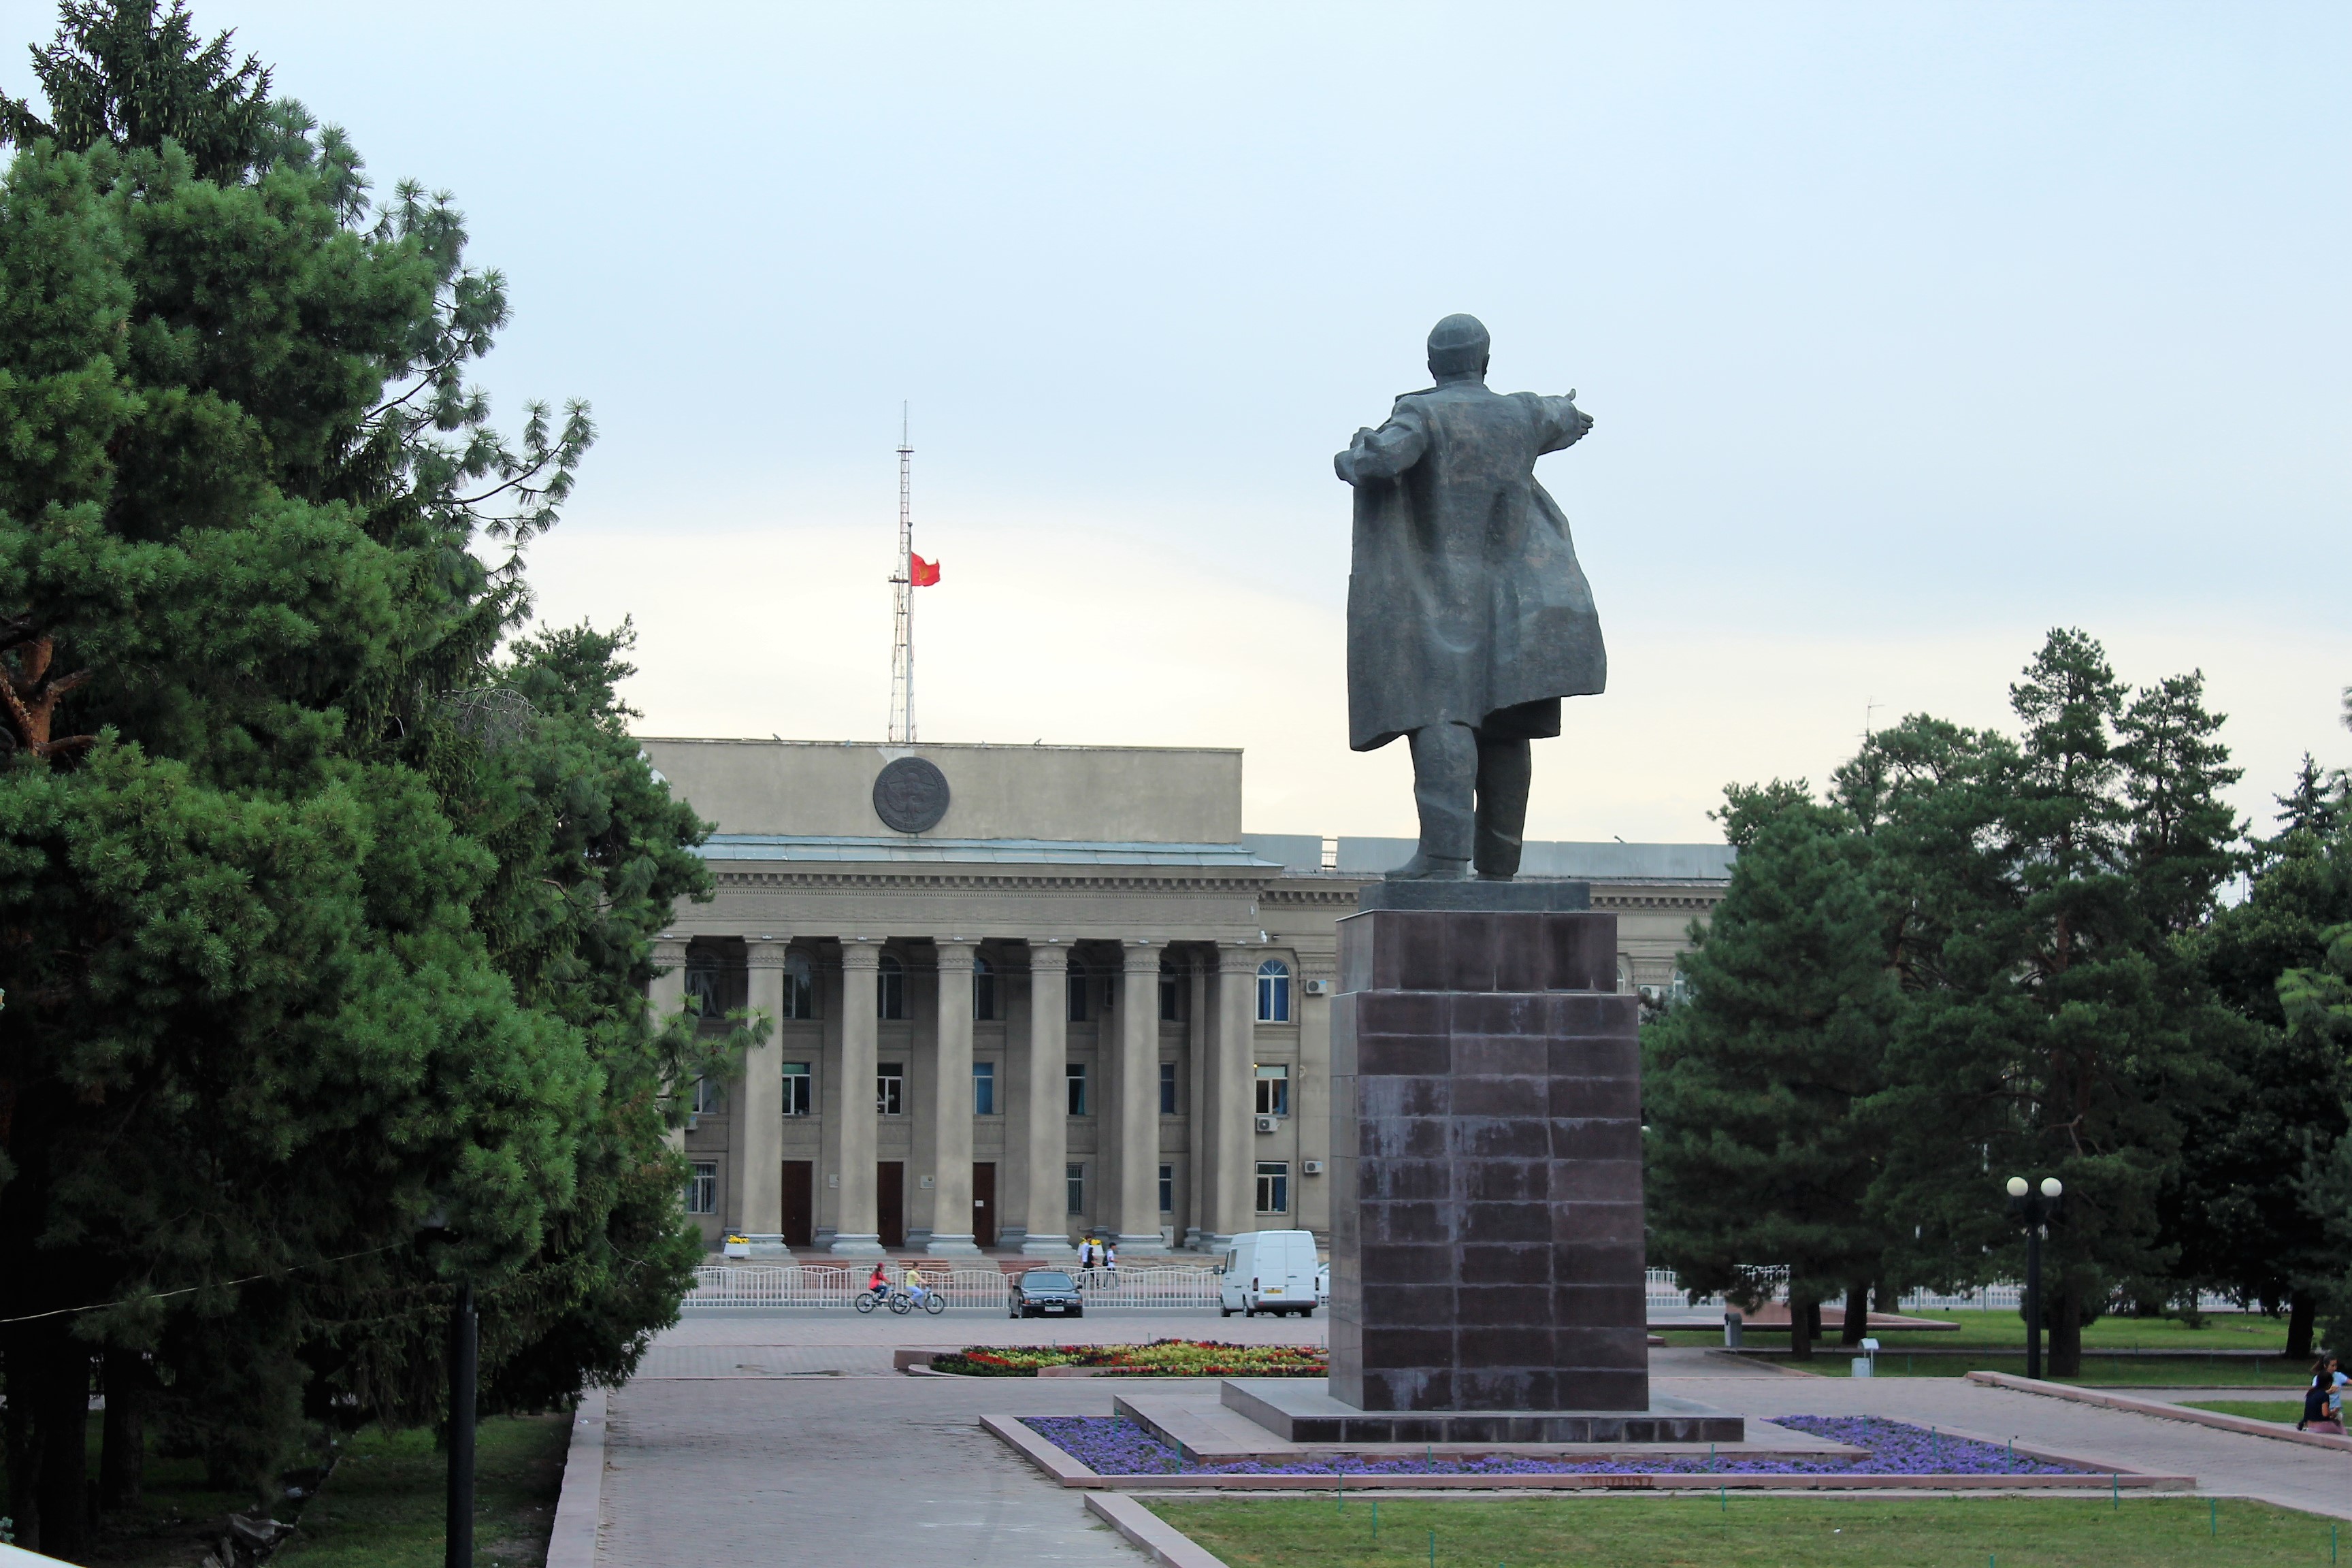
1217, 1229, 1320, 1318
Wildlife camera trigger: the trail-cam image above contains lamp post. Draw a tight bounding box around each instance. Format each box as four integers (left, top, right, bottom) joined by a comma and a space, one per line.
446, 1277, 476, 1568
2004, 1176, 2064, 1381
420, 1211, 475, 1568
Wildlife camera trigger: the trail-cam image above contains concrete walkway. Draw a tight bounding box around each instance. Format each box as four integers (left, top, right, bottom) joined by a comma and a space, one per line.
1653, 1367, 2352, 1520
576, 1313, 2350, 1566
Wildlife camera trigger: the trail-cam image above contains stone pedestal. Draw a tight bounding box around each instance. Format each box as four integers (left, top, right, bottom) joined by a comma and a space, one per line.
1329, 902, 1647, 1413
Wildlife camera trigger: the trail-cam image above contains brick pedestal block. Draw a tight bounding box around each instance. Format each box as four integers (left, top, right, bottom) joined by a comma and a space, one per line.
1328, 906, 1646, 1413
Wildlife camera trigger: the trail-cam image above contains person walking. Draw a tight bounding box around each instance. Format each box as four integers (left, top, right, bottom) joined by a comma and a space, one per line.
1105, 1240, 1118, 1275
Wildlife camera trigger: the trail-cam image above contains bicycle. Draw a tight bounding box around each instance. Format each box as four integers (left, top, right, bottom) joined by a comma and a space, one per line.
854, 1286, 945, 1316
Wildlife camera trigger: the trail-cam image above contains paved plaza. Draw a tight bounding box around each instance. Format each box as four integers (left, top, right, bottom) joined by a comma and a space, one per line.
575, 1315, 2352, 1567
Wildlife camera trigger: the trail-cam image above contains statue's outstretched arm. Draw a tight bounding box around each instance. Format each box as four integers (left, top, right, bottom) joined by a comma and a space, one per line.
1535, 393, 1594, 455
1334, 408, 1428, 485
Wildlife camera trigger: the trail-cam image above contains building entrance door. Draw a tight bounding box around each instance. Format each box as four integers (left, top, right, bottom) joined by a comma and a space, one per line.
779, 1161, 813, 1249
972, 1162, 997, 1249
877, 1162, 906, 1250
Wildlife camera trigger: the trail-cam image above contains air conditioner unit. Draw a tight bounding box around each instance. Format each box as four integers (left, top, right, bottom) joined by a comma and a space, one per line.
1303, 979, 1331, 996
1255, 1115, 1279, 1134
1302, 1159, 1325, 1175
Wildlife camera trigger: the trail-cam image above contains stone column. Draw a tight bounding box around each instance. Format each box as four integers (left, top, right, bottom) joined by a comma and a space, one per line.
828, 941, 885, 1255
651, 936, 689, 1155
1115, 943, 1169, 1253
1184, 958, 1209, 1247
738, 938, 790, 1237
928, 940, 983, 1255
1019, 945, 1075, 1256
1206, 945, 1259, 1245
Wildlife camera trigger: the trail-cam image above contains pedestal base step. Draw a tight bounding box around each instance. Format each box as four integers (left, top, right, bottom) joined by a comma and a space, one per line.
1222, 1378, 1744, 1445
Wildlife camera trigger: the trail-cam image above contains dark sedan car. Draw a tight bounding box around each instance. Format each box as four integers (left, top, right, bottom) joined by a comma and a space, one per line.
1008, 1269, 1084, 1319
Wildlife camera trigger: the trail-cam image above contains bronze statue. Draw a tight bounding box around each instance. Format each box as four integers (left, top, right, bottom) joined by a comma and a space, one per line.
1335, 314, 1605, 880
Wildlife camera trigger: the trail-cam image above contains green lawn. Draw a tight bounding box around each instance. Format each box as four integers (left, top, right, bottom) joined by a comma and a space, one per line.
2182, 1401, 2308, 1424
274, 1413, 571, 1568
1691, 1352, 2309, 1386
1149, 1495, 2347, 1568
1659, 1309, 2294, 1353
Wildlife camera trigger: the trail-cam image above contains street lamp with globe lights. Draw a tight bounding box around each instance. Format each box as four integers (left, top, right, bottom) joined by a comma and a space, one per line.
2005, 1176, 2064, 1380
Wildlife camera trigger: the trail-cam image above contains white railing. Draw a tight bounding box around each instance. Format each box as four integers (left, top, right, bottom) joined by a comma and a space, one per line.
1645, 1266, 1790, 1315
684, 1263, 1223, 1311
1646, 1271, 2236, 1317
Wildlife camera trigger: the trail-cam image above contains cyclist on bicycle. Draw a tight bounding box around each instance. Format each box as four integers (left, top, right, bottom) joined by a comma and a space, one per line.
905, 1264, 929, 1307
866, 1262, 890, 1304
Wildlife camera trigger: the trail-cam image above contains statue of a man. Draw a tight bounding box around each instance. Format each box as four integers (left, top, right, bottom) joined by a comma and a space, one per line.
1335, 314, 1605, 881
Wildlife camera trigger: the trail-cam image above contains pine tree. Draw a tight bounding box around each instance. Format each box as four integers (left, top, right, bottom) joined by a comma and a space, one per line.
1860, 632, 2215, 1375
1643, 782, 1899, 1360
0, 3, 732, 1548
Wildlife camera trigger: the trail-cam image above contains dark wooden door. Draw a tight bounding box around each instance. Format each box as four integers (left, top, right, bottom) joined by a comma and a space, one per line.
972, 1162, 998, 1249
780, 1161, 814, 1249
877, 1161, 906, 1250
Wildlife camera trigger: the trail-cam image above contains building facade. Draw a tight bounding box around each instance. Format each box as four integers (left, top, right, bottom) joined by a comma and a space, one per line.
648, 738, 1729, 1258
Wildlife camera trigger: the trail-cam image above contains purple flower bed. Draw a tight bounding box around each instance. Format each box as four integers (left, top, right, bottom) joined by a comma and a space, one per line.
1021, 1415, 2092, 1477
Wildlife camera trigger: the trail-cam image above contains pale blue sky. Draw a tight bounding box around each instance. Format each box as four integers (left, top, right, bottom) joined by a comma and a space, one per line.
7, 2, 2346, 838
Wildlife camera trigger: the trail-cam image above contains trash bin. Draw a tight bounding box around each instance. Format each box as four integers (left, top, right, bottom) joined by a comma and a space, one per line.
1723, 1309, 1743, 1349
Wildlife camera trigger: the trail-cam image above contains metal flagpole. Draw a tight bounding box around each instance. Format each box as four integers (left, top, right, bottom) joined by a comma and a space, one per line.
887, 406, 915, 742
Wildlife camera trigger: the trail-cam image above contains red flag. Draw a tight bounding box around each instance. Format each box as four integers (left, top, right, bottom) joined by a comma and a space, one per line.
910, 553, 941, 587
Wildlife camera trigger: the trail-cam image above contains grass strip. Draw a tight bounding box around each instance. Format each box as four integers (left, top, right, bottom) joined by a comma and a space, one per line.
274, 1413, 571, 1567
2180, 1401, 2308, 1424
1149, 1494, 2341, 1567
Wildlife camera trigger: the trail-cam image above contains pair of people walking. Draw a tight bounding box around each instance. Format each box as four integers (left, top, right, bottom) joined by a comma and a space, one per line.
1078, 1237, 1117, 1273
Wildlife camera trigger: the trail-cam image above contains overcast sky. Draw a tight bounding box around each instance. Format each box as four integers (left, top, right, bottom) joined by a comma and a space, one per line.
7, 1, 2345, 840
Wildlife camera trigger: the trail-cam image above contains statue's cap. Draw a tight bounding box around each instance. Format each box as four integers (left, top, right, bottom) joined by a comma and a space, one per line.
1426, 313, 1490, 376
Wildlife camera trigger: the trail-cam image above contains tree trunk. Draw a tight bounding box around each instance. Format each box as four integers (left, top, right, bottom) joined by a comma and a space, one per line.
2286, 1289, 2316, 1360
31, 1343, 91, 1559
2048, 1278, 2082, 1378
1841, 1281, 1870, 1345
3, 1348, 42, 1554
1790, 1296, 1814, 1361
100, 1352, 145, 1513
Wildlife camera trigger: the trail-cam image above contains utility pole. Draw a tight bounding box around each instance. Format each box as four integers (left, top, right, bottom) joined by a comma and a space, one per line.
887, 406, 915, 743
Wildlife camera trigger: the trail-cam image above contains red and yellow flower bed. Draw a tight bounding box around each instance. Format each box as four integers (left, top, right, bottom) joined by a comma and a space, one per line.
932, 1339, 1326, 1377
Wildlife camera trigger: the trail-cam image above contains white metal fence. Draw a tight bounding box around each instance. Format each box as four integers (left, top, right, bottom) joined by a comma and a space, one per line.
1646, 1271, 2240, 1316
685, 1262, 1222, 1311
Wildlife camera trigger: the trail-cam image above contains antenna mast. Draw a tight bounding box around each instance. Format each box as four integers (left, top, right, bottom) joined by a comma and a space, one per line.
887, 406, 915, 742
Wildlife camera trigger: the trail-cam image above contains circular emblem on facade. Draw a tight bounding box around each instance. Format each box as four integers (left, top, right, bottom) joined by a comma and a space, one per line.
872, 756, 951, 834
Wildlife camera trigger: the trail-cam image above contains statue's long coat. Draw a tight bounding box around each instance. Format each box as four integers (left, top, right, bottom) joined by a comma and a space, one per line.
1339, 380, 1606, 752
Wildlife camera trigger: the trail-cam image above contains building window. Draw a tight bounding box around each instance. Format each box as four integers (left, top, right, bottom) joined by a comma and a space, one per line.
1158, 958, 1186, 1022
1254, 1063, 1290, 1117
684, 950, 723, 1018
973, 955, 998, 1021
691, 1075, 725, 1115
685, 1161, 718, 1214
877, 953, 905, 1020
1256, 959, 1292, 1023
1255, 1161, 1290, 1214
1066, 1062, 1088, 1117
1066, 959, 1091, 1022
1158, 1061, 1178, 1115
877, 1062, 905, 1116
783, 953, 816, 1019
1066, 1162, 1085, 1216
1158, 1162, 1175, 1214
973, 1060, 998, 1116
781, 1062, 811, 1117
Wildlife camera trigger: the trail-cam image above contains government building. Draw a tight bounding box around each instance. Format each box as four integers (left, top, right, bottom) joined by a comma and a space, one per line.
646, 738, 1730, 1258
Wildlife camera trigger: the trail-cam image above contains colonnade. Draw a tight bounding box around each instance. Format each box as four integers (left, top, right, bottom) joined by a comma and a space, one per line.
650, 935, 1277, 1256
